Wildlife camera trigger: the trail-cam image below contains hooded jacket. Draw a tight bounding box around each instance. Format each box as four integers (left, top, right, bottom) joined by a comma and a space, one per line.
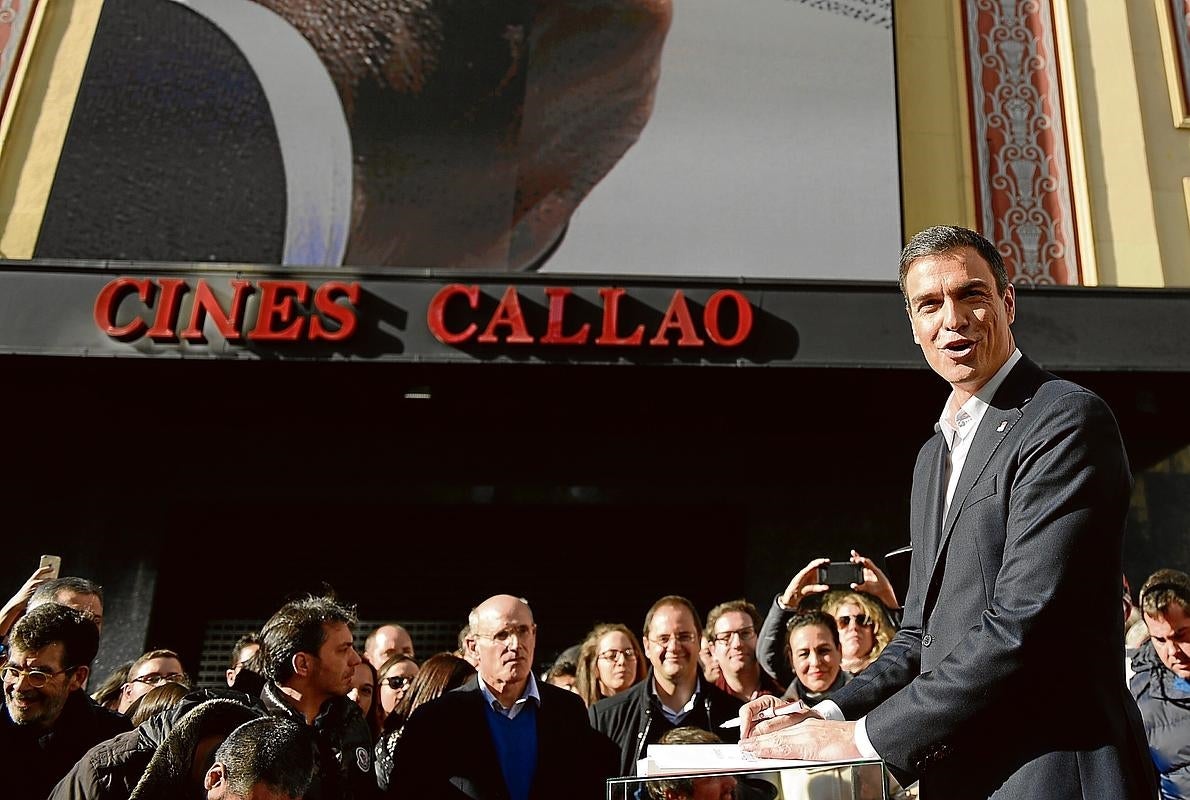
48, 688, 260, 800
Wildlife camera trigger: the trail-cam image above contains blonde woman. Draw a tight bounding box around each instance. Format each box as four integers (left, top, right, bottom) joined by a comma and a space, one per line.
820, 590, 894, 674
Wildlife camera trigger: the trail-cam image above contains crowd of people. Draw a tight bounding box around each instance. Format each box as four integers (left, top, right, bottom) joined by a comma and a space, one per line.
1, 553, 1184, 799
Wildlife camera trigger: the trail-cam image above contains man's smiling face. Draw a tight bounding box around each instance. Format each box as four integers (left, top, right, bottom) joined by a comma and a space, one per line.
904, 246, 1016, 401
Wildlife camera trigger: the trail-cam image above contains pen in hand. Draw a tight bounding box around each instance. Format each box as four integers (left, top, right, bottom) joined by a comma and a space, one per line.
719, 700, 807, 729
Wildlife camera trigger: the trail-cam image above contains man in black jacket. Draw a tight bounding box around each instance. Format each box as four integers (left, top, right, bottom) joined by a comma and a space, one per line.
1, 603, 130, 799
258, 595, 377, 799
589, 595, 742, 776
389, 593, 617, 800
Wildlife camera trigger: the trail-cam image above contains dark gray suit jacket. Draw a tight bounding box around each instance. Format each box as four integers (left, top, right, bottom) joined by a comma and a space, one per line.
386, 676, 618, 800
828, 356, 1157, 799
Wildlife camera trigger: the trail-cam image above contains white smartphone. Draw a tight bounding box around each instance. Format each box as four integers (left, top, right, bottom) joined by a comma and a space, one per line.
38, 554, 62, 580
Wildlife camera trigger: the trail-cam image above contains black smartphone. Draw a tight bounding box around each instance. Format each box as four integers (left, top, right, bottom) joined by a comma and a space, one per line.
818, 561, 863, 587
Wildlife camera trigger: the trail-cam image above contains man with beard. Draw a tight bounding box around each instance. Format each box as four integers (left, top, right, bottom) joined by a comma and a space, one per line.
389, 594, 617, 799
257, 595, 376, 799
1, 603, 129, 799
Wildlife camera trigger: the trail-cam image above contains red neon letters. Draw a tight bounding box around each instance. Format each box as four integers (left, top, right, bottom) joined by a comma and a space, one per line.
94, 278, 361, 343
426, 285, 753, 348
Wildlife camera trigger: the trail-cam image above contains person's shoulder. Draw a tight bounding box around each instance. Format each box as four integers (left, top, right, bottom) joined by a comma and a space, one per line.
78, 693, 133, 736
590, 682, 644, 718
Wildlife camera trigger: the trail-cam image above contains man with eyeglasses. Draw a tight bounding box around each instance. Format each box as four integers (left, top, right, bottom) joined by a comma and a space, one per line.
390, 594, 618, 799
589, 595, 743, 776
705, 599, 783, 703
257, 594, 377, 800
1, 603, 129, 799
116, 648, 189, 716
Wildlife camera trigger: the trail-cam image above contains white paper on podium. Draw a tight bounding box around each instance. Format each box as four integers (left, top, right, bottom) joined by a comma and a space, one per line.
636, 744, 815, 776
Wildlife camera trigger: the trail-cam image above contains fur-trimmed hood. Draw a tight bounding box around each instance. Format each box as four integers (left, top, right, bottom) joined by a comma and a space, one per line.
128, 698, 262, 800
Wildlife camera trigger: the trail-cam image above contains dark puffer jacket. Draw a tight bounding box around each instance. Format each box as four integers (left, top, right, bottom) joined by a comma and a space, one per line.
48, 688, 260, 800
1129, 642, 1190, 799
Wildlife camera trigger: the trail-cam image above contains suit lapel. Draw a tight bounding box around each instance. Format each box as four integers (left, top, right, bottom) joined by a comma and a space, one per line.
920, 434, 947, 572
930, 357, 1047, 577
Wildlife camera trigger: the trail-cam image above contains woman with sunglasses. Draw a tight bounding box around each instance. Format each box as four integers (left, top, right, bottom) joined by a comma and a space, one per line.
376, 654, 419, 721
820, 591, 894, 674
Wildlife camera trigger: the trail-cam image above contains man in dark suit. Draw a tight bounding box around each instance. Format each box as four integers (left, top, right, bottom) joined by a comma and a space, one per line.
737, 226, 1157, 799
387, 594, 617, 799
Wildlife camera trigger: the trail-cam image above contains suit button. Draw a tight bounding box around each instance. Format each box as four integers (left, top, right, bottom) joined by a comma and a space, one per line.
922, 633, 934, 647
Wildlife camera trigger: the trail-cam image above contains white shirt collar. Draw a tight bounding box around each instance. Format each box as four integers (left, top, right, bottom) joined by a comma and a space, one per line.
478, 671, 542, 717
936, 348, 1022, 449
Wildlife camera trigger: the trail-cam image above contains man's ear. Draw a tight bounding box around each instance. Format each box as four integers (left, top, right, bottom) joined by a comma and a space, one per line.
292, 652, 311, 678
1003, 283, 1016, 324
204, 762, 226, 792
68, 665, 90, 692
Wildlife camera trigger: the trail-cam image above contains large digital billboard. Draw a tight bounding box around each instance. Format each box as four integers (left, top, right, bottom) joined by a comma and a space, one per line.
0, 0, 898, 278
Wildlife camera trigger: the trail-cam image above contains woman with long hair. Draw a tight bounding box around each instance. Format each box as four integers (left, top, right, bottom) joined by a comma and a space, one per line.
575, 623, 647, 708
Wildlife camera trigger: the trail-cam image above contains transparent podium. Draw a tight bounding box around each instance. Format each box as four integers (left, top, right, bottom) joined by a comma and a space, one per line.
607, 744, 887, 800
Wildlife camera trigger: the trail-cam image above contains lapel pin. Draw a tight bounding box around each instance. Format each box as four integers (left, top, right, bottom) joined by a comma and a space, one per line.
996, 420, 1008, 433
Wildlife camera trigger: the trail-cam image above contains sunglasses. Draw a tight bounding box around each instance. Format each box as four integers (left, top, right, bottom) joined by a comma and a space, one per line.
836, 614, 874, 629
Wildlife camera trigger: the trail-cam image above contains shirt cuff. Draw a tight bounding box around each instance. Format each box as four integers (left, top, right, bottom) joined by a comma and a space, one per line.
853, 716, 881, 759
811, 699, 844, 721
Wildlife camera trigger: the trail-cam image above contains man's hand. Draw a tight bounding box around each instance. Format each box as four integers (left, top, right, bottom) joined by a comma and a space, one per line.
739, 718, 861, 761
738, 696, 819, 738
0, 564, 55, 637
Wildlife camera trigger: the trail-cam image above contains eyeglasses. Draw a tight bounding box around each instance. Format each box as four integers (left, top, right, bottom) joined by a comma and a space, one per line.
710, 627, 756, 646
1, 664, 76, 689
128, 672, 188, 688
648, 632, 697, 647
382, 675, 412, 691
598, 648, 636, 662
836, 614, 874, 629
474, 624, 535, 645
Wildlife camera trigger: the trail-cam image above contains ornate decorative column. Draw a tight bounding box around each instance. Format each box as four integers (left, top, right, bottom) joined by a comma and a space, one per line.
964, 0, 1081, 285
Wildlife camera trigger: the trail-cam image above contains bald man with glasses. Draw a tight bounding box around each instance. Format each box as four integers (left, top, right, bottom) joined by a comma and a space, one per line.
1, 603, 129, 799
389, 594, 617, 799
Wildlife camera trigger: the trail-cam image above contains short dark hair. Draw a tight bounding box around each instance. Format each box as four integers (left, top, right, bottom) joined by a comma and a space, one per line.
9, 602, 99, 668
261, 595, 357, 683
785, 610, 841, 649
643, 595, 702, 640
1139, 569, 1190, 617
228, 632, 263, 669
30, 576, 104, 606
214, 717, 316, 799
898, 225, 1009, 297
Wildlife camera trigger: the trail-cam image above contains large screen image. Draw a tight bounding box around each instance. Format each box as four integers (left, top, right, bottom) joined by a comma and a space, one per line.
0, 0, 898, 279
